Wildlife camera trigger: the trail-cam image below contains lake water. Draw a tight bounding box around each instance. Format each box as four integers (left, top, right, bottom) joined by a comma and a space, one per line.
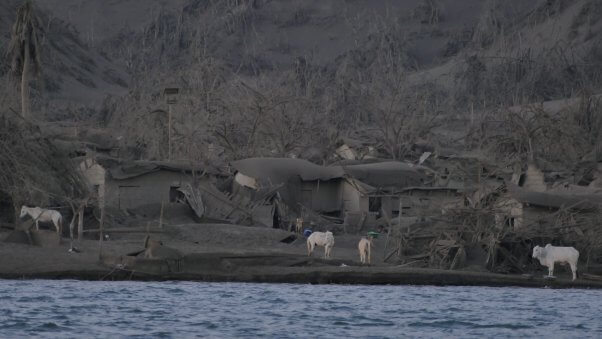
0, 280, 601, 338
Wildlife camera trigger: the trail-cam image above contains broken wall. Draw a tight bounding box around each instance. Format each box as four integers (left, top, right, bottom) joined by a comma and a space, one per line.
522, 162, 547, 192
105, 171, 194, 211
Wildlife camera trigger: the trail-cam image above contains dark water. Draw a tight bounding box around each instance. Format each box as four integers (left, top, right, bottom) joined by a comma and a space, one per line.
1, 280, 601, 338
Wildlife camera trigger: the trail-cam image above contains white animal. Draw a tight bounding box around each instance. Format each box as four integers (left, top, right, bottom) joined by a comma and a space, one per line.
532, 244, 579, 281
358, 237, 373, 264
143, 235, 164, 259
307, 231, 335, 259
20, 206, 63, 235
295, 217, 304, 234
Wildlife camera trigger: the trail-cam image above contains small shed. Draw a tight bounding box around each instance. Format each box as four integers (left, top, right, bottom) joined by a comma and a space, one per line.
80, 157, 224, 212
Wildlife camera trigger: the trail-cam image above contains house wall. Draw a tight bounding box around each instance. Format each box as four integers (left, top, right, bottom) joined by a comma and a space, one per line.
299, 179, 341, 212
341, 180, 362, 212
105, 171, 192, 211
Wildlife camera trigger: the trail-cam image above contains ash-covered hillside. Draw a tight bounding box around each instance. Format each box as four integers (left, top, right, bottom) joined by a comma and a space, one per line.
1, 0, 601, 164
0, 0, 129, 120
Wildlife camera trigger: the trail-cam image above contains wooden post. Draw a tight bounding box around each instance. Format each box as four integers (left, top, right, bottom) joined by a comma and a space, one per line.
470, 102, 474, 128
168, 104, 172, 160
159, 201, 165, 229
77, 205, 84, 241
382, 206, 394, 260
69, 214, 76, 248
98, 206, 105, 257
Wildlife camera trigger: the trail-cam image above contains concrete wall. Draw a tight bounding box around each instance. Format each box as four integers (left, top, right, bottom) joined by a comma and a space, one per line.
105, 171, 192, 211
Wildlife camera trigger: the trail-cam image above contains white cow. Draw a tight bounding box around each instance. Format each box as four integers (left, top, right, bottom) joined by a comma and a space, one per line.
358, 237, 373, 264
307, 231, 334, 259
532, 244, 579, 281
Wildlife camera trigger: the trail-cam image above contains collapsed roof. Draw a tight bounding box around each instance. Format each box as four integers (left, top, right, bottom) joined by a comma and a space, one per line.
231, 157, 430, 189
92, 157, 226, 180
342, 161, 430, 188
508, 185, 602, 211
231, 158, 344, 186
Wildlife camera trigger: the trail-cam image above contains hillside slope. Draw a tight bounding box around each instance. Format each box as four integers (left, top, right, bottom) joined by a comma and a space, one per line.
0, 0, 600, 163
0, 0, 129, 119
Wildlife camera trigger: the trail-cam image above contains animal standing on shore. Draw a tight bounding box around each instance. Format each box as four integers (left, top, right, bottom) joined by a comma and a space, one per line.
142, 236, 183, 272
143, 235, 164, 259
358, 237, 373, 264
20, 206, 63, 235
307, 231, 335, 259
532, 244, 579, 281
295, 217, 304, 234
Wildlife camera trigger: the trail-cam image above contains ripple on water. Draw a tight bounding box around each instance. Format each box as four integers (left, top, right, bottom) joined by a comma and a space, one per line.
0, 281, 601, 338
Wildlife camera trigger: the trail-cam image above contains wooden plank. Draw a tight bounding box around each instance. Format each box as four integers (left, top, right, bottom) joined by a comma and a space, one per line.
197, 184, 254, 218
582, 273, 602, 281
384, 248, 399, 262
84, 227, 165, 234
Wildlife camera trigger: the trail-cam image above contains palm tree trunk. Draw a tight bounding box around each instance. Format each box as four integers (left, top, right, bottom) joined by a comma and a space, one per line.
21, 36, 31, 119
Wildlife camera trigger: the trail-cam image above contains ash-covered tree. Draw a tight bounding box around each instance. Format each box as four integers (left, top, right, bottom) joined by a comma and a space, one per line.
7, 0, 42, 119
0, 110, 89, 228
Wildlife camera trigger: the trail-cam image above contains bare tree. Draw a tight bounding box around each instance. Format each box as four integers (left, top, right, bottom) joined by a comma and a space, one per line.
0, 110, 89, 230
8, 0, 42, 119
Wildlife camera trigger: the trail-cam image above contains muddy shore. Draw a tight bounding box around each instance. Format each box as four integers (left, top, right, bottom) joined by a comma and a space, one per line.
3, 262, 602, 290
2, 223, 601, 289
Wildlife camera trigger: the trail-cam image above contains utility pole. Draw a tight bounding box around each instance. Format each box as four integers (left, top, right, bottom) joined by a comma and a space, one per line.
163, 87, 179, 161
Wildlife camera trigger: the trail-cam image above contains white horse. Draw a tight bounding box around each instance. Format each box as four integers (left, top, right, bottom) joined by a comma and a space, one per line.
358, 237, 373, 264
307, 231, 334, 259
20, 206, 63, 235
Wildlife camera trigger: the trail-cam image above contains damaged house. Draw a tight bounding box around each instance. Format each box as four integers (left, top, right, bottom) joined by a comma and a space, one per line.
231, 158, 344, 228
230, 158, 431, 231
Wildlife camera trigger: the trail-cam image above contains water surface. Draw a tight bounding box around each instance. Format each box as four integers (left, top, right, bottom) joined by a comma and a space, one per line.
1, 280, 600, 338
